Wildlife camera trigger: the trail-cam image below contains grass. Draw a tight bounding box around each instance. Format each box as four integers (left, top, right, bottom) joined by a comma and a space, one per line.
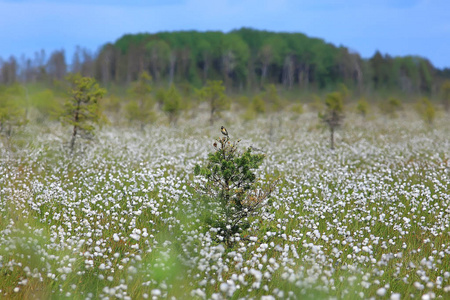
0, 107, 449, 299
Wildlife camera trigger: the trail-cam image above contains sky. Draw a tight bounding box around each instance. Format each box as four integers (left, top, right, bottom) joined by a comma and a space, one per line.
0, 0, 449, 69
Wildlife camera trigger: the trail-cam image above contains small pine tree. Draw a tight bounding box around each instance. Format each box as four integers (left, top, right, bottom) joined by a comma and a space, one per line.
319, 92, 344, 150
291, 103, 304, 120
441, 80, 450, 112
162, 85, 183, 125
197, 80, 230, 125
379, 97, 402, 117
264, 84, 282, 112
356, 97, 369, 118
242, 95, 265, 122
415, 97, 436, 125
126, 71, 154, 130
61, 74, 106, 152
251, 95, 266, 115
194, 127, 278, 247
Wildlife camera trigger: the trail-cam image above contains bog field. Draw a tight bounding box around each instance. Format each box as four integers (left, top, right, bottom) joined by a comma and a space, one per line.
1, 109, 449, 299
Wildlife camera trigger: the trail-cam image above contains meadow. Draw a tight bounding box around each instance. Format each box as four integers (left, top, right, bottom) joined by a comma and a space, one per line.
1, 107, 449, 299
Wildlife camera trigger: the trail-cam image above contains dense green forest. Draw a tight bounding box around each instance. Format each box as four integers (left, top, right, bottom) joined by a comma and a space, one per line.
1, 28, 450, 95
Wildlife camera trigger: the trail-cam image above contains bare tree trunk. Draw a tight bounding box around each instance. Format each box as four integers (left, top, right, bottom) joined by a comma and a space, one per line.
168, 52, 176, 86
260, 63, 268, 87
70, 125, 78, 152
283, 56, 294, 89
202, 55, 209, 84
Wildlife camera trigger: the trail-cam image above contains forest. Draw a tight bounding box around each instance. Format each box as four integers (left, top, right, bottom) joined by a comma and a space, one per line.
1, 28, 450, 96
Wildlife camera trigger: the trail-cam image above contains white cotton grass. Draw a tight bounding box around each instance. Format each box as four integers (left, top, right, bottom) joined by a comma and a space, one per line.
0, 108, 449, 299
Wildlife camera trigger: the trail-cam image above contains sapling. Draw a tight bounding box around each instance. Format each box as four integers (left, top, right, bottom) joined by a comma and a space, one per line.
61, 74, 106, 152
319, 92, 344, 150
125, 71, 154, 130
356, 97, 369, 118
161, 85, 183, 125
194, 127, 278, 247
196, 80, 230, 126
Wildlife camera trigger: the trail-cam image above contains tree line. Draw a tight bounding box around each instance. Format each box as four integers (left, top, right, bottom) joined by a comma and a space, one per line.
1, 28, 450, 95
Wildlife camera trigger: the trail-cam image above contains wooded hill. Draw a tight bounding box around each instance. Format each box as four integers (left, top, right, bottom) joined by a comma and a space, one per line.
1, 28, 449, 95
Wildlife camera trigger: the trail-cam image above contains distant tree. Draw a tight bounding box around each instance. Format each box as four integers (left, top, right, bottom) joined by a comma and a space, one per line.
162, 85, 183, 125
415, 97, 436, 125
263, 84, 282, 112
310, 94, 324, 112
291, 102, 304, 118
146, 40, 170, 83
197, 80, 230, 125
251, 95, 266, 115
31, 89, 59, 122
0, 84, 27, 136
319, 92, 344, 150
221, 34, 250, 88
263, 84, 283, 138
47, 50, 67, 80
356, 97, 369, 118
370, 51, 393, 90
97, 43, 116, 85
61, 74, 106, 152
102, 95, 121, 121
197, 39, 212, 84
155, 88, 166, 110
441, 80, 450, 112
242, 95, 265, 122
125, 71, 154, 129
379, 97, 402, 118
0, 56, 18, 85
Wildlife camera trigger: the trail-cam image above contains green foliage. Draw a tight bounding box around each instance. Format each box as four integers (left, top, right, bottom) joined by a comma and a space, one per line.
197, 80, 230, 125
5, 28, 448, 94
241, 95, 265, 121
126, 71, 155, 129
61, 74, 106, 152
356, 97, 370, 118
338, 83, 351, 102
161, 85, 183, 125
31, 89, 60, 122
415, 97, 436, 125
251, 95, 266, 115
291, 103, 304, 116
129, 71, 152, 99
441, 80, 450, 112
102, 95, 121, 116
379, 97, 402, 117
309, 94, 324, 112
263, 84, 282, 112
194, 128, 277, 247
0, 84, 27, 136
319, 92, 344, 149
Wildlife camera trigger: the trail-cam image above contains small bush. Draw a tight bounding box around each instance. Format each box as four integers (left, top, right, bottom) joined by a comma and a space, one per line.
415, 97, 436, 125
356, 97, 369, 118
319, 92, 344, 150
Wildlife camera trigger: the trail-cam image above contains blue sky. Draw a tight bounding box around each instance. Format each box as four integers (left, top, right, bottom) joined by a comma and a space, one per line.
1, 0, 449, 69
